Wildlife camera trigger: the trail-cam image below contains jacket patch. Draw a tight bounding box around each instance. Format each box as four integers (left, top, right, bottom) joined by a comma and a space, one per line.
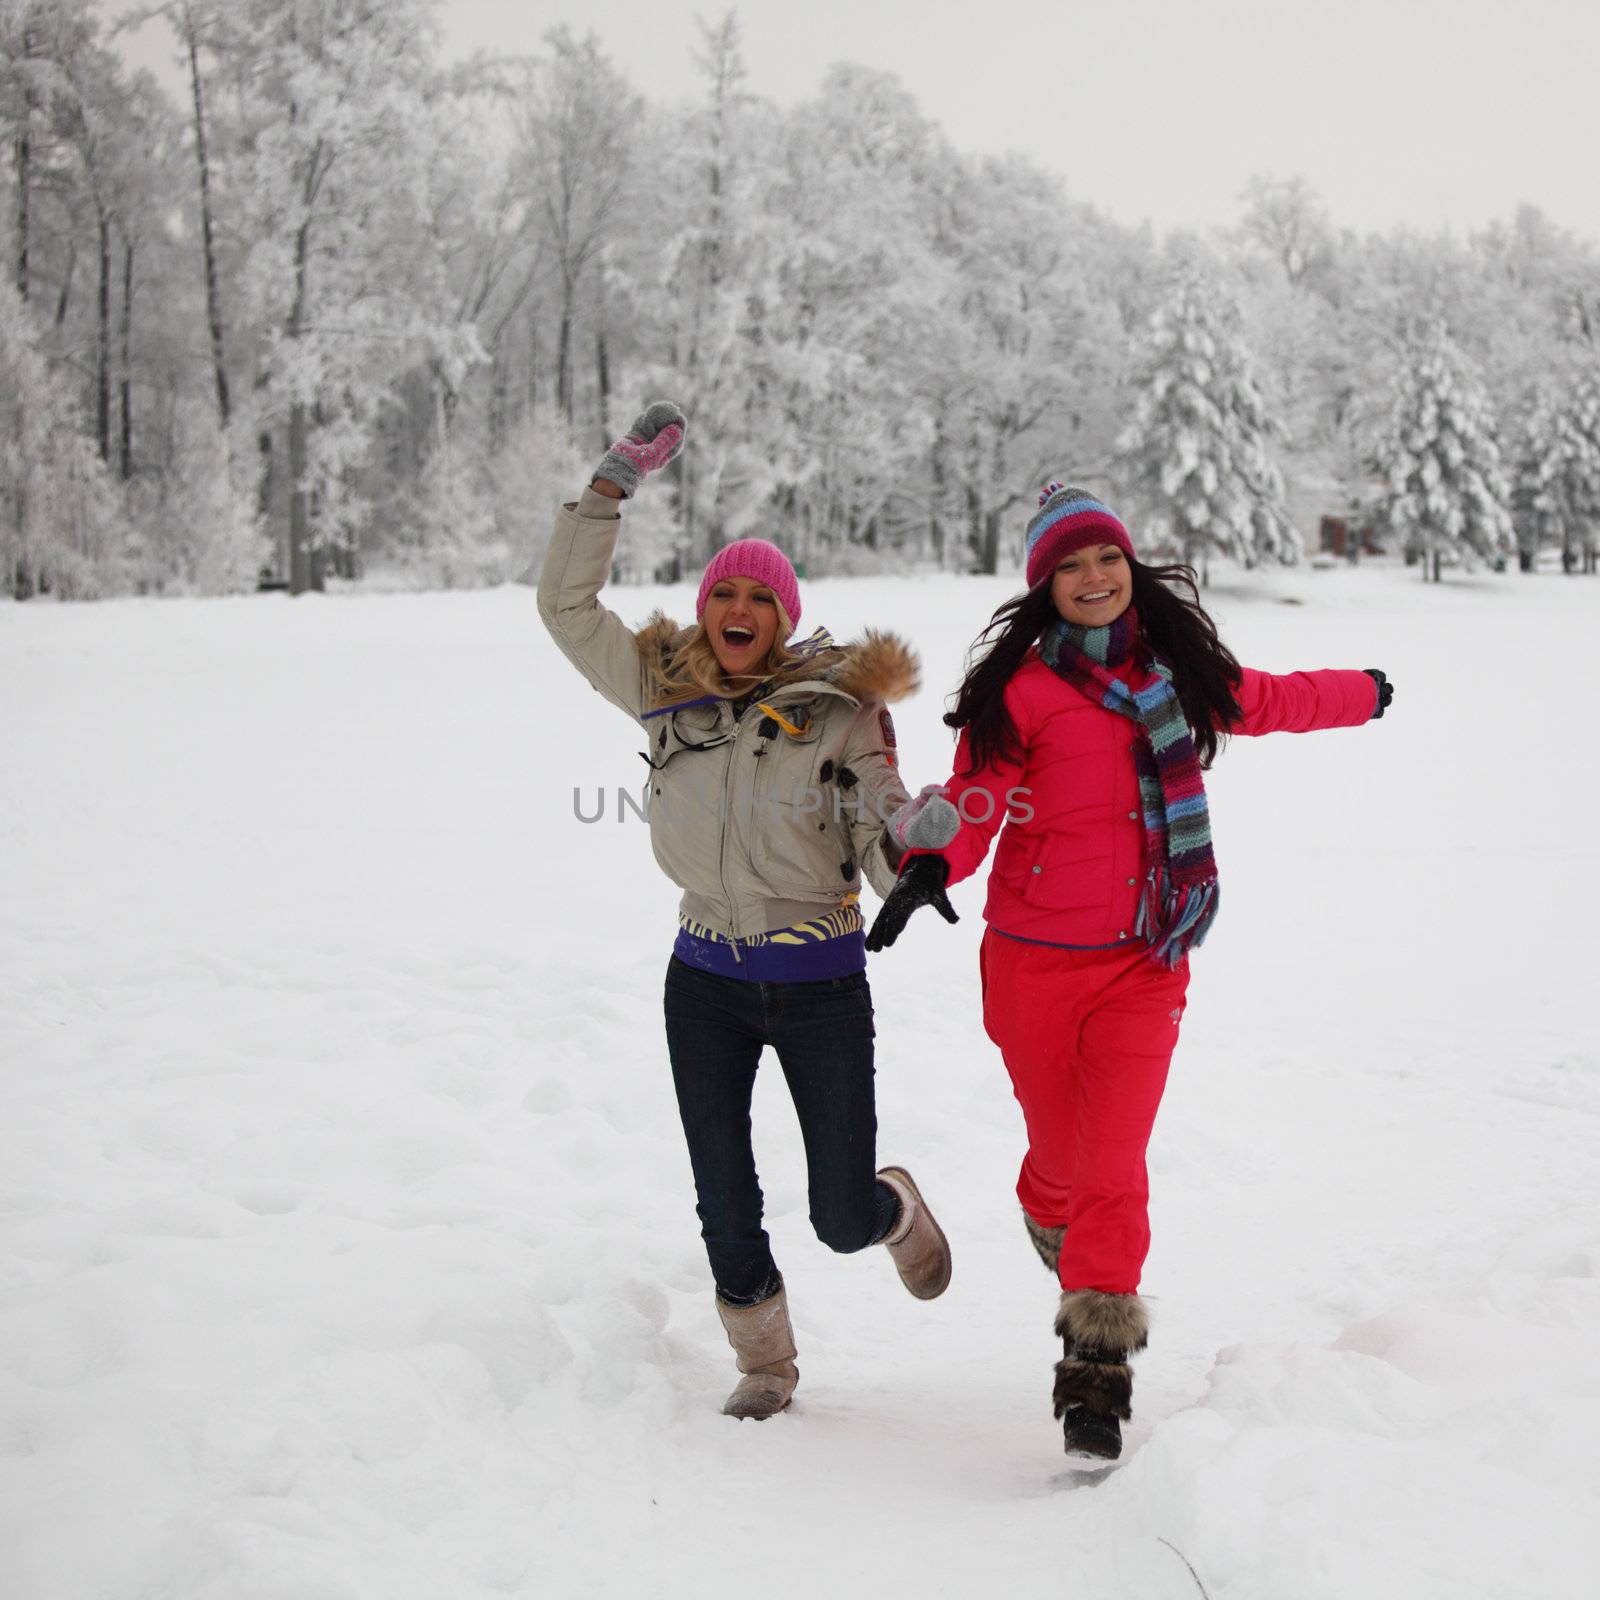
879, 708, 899, 766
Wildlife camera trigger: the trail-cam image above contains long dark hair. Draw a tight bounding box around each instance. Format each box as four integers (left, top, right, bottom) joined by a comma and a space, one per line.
945, 560, 1244, 774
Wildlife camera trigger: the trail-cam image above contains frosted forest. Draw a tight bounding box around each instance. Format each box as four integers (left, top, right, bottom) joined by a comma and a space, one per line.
4, 0, 1600, 601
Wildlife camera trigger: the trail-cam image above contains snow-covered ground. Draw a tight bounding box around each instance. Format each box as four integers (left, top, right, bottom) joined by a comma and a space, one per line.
3, 562, 1597, 1600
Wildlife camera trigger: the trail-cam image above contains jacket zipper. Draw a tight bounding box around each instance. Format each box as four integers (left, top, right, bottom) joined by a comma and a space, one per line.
717, 710, 743, 960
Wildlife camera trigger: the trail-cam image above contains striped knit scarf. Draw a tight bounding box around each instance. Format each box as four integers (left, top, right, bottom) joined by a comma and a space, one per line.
1037, 609, 1220, 968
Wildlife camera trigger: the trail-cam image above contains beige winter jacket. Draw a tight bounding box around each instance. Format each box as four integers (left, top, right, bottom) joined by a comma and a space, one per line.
538, 490, 916, 944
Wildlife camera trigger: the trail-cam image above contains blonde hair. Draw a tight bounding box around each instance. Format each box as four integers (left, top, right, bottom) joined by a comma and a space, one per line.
647, 600, 800, 710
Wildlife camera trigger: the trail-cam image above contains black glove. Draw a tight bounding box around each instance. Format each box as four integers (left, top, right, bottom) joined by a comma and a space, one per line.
865, 855, 959, 952
1364, 668, 1394, 720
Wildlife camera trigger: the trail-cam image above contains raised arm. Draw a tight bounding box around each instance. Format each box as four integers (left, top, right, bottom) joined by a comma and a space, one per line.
537, 488, 651, 719
536, 402, 686, 720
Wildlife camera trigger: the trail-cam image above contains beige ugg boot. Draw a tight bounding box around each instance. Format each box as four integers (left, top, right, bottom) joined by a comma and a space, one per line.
876, 1165, 952, 1300
715, 1280, 798, 1420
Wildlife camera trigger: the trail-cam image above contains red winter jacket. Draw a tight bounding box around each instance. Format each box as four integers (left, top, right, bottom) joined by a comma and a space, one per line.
924, 653, 1379, 950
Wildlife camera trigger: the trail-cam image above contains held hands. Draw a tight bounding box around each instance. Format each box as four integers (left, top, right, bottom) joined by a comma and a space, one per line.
865, 855, 959, 953
887, 785, 962, 855
593, 401, 687, 498
1364, 669, 1395, 720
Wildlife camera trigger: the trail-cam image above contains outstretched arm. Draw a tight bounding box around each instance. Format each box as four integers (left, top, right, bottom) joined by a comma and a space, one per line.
1229, 665, 1386, 736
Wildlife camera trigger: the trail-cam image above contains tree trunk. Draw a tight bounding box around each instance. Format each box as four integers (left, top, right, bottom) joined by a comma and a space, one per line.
489, 348, 508, 454
526, 314, 538, 425
119, 239, 133, 480
981, 507, 1002, 576
185, 9, 231, 426
679, 452, 699, 567
286, 209, 321, 595
556, 300, 573, 429
14, 133, 29, 301
596, 327, 610, 451
96, 214, 112, 462
288, 400, 311, 594
964, 481, 983, 573
54, 245, 74, 326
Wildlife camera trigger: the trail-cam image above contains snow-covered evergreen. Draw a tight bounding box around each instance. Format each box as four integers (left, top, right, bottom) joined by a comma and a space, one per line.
1508, 388, 1564, 570
1114, 267, 1299, 579
1373, 329, 1515, 581
1549, 369, 1600, 572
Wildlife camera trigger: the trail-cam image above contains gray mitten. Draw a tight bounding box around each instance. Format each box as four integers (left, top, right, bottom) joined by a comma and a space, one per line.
888, 786, 961, 854
593, 401, 687, 497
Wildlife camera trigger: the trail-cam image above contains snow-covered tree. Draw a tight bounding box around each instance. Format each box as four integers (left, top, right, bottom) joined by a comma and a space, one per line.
518, 25, 636, 437
1115, 265, 1299, 579
125, 397, 265, 593
223, 0, 483, 593
759, 62, 946, 573
1238, 174, 1336, 294
929, 153, 1122, 577
1508, 388, 1563, 571
1372, 328, 1514, 581
622, 12, 776, 571
1548, 370, 1600, 573
0, 276, 123, 597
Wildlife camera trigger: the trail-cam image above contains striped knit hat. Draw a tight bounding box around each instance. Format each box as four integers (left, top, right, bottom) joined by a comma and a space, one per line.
1024, 482, 1135, 590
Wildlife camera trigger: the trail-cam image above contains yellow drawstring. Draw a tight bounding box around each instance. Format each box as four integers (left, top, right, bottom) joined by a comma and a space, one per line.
754, 702, 810, 738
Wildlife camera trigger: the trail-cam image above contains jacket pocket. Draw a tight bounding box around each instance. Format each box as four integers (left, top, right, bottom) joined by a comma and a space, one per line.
994, 828, 1114, 912
748, 721, 854, 900
643, 717, 732, 896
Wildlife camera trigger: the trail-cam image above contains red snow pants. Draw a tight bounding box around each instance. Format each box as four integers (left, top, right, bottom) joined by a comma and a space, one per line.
979, 928, 1189, 1295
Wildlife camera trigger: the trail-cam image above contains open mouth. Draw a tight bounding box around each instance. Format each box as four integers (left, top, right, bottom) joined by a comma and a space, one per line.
722, 626, 757, 648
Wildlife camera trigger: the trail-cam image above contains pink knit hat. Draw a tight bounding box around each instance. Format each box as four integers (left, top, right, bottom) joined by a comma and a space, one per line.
695, 539, 802, 637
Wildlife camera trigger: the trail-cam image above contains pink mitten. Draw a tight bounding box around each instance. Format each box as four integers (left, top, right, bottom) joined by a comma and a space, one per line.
888, 785, 961, 853
594, 401, 687, 496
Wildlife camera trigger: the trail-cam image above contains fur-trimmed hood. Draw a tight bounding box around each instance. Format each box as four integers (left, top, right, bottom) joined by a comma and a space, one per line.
633, 613, 920, 706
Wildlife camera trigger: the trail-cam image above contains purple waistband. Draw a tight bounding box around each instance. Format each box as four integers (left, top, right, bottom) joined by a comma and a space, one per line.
672, 926, 868, 983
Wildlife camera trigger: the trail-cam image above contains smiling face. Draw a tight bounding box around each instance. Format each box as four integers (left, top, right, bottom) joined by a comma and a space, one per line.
1050, 543, 1133, 627
702, 575, 782, 680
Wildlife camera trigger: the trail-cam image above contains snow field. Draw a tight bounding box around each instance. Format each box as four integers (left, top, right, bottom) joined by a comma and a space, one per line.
2, 565, 1596, 1599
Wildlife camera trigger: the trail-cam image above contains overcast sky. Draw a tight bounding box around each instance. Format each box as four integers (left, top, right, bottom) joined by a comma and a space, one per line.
114, 0, 1600, 243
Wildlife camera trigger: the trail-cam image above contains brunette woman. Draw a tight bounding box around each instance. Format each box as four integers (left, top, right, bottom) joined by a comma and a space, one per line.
867, 483, 1393, 1459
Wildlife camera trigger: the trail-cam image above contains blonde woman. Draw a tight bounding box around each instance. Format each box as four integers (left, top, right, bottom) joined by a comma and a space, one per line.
539, 402, 956, 1421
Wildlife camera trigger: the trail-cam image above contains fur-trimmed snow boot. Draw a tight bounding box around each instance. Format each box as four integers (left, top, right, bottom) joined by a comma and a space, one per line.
1052, 1288, 1149, 1460
876, 1165, 952, 1299
716, 1279, 798, 1420
1023, 1210, 1065, 1274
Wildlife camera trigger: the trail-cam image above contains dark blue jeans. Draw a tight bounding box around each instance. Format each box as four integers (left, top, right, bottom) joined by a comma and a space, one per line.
663, 957, 901, 1303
